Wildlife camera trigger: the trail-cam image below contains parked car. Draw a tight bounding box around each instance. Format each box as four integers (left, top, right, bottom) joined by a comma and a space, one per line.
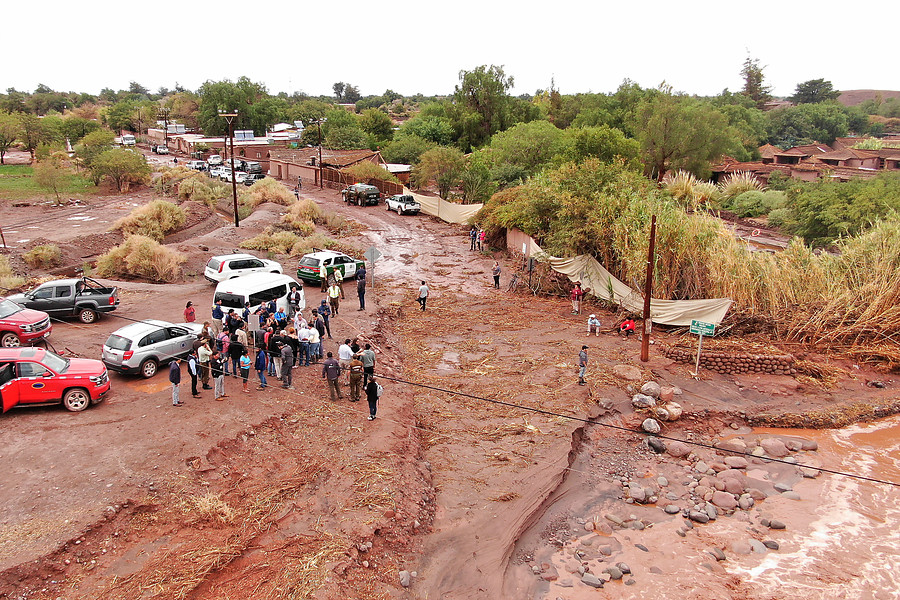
225, 171, 248, 184
186, 160, 206, 171
208, 166, 227, 179
243, 161, 263, 174
7, 277, 119, 324
385, 194, 421, 215
296, 250, 364, 285
214, 273, 304, 315
341, 183, 381, 206
119, 134, 136, 147
204, 253, 283, 283
0, 297, 52, 348
207, 154, 224, 166
102, 320, 203, 378
243, 173, 266, 186
152, 144, 170, 155
0, 347, 110, 412
218, 168, 233, 181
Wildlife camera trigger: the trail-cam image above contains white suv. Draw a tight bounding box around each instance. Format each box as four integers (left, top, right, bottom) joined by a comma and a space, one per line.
204, 254, 283, 283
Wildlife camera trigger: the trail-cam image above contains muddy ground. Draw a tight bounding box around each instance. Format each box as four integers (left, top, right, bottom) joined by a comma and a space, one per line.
0, 151, 896, 599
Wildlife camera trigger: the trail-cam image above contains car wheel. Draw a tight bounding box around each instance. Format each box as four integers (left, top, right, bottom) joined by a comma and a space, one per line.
63, 388, 91, 412
140, 358, 159, 378
78, 308, 98, 324
386, 204, 391, 211
0, 332, 20, 348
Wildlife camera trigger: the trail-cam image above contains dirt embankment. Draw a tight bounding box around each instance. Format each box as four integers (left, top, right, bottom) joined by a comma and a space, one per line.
0, 174, 897, 600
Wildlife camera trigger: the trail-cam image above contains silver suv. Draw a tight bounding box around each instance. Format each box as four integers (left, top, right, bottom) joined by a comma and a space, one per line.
101, 320, 203, 378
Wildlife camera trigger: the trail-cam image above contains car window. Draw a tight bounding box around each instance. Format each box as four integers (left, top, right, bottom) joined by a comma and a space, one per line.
298, 257, 320, 268
105, 334, 131, 351
55, 286, 72, 298
0, 299, 23, 319
207, 258, 222, 270
167, 327, 188, 339
323, 258, 333, 266
33, 287, 54, 299
139, 329, 166, 347
229, 260, 248, 270
247, 259, 264, 268
0, 363, 13, 386
18, 362, 49, 378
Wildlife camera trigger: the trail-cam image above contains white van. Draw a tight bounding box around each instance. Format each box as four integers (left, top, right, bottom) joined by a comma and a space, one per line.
213, 273, 305, 315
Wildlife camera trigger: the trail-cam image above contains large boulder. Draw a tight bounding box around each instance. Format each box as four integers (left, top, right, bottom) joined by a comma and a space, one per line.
640, 381, 662, 399
711, 491, 738, 510
666, 440, 691, 458
760, 438, 790, 458
642, 418, 661, 434
632, 394, 656, 409
612, 365, 642, 381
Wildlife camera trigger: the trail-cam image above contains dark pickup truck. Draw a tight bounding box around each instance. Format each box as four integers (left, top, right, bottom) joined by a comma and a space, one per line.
7, 277, 120, 324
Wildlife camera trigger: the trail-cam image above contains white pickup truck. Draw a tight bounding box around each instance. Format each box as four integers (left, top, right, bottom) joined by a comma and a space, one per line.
385, 194, 421, 215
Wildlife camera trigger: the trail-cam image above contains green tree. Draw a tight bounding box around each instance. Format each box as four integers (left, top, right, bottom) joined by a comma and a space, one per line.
766, 103, 850, 147
566, 125, 641, 169
0, 111, 18, 164
460, 158, 496, 204
75, 129, 116, 179
33, 155, 69, 205
91, 148, 151, 191
103, 100, 138, 132
450, 65, 515, 151
413, 146, 466, 199
633, 90, 738, 181
287, 99, 331, 127
60, 116, 100, 143
381, 135, 436, 165
17, 113, 54, 160
790, 79, 840, 104
741, 56, 772, 109
197, 77, 287, 136
481, 120, 570, 177
359, 108, 393, 142
325, 126, 369, 150
397, 114, 455, 145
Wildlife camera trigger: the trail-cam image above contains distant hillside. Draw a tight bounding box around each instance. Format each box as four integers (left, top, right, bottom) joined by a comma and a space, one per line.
838, 90, 900, 107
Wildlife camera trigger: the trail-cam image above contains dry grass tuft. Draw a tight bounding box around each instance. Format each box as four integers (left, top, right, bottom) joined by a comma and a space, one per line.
242, 178, 295, 209
180, 492, 236, 525
95, 235, 185, 282
113, 200, 186, 241
0, 256, 25, 290
23, 244, 61, 269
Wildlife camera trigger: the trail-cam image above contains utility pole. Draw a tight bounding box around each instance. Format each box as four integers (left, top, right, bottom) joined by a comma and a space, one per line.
640, 215, 657, 362
219, 109, 240, 227
316, 119, 324, 189
158, 107, 171, 147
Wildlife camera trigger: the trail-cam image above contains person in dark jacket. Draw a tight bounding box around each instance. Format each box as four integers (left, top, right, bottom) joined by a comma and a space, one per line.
280, 343, 294, 389
169, 358, 182, 406
364, 375, 380, 420
211, 351, 227, 400
356, 265, 367, 310
255, 347, 268, 389
187, 351, 200, 397
228, 334, 244, 376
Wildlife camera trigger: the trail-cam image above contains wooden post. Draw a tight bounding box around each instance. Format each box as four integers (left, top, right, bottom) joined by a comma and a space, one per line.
640, 215, 656, 362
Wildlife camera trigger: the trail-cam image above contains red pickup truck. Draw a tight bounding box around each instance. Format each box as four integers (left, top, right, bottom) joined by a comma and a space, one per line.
0, 297, 52, 347
0, 347, 110, 412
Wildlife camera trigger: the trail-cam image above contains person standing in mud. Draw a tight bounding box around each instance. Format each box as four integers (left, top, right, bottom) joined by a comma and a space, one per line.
364, 375, 381, 420
470, 227, 478, 251
327, 279, 342, 316
211, 299, 224, 335
417, 281, 429, 311
578, 345, 588, 386
356, 265, 367, 311
492, 261, 501, 289
348, 354, 364, 401
570, 282, 584, 315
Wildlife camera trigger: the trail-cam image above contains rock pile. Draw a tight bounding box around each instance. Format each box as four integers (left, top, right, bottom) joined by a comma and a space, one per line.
659, 345, 797, 375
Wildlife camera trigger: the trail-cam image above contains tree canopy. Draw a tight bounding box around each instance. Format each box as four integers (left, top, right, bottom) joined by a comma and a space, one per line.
790, 79, 840, 104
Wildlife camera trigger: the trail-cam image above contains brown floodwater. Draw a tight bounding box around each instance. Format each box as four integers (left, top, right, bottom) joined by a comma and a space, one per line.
514, 416, 900, 600
734, 416, 900, 599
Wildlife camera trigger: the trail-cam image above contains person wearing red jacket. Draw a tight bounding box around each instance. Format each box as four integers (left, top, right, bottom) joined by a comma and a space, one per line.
570, 282, 584, 315
620, 318, 636, 338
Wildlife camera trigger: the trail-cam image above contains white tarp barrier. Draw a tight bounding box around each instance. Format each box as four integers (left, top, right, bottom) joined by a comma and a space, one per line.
405, 189, 483, 225
537, 250, 732, 327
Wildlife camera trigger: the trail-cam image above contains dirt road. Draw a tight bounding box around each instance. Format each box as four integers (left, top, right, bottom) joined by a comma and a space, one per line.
0, 175, 895, 599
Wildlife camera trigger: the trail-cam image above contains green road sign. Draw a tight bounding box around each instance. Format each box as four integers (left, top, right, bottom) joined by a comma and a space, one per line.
690, 320, 716, 336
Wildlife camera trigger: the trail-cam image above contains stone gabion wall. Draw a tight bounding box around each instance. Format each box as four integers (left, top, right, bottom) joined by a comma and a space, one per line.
659, 344, 797, 375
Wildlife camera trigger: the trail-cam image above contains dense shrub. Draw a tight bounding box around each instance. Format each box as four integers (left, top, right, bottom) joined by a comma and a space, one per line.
242, 178, 295, 210
0, 256, 25, 290
23, 244, 62, 269
95, 235, 185, 282
240, 228, 335, 256
342, 161, 401, 184
113, 200, 186, 241
725, 190, 787, 218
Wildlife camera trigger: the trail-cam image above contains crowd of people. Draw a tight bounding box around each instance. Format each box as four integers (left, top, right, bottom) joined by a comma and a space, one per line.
171, 281, 382, 420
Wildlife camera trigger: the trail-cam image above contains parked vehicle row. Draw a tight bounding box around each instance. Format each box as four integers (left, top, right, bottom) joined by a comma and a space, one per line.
7, 277, 119, 324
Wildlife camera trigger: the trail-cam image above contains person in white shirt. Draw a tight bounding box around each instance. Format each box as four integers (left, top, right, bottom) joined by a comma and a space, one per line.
587, 314, 602, 336
417, 281, 429, 311
338, 338, 354, 377
298, 324, 311, 367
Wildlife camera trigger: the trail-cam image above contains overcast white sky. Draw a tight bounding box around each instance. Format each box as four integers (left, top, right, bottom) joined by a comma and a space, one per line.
6, 1, 897, 99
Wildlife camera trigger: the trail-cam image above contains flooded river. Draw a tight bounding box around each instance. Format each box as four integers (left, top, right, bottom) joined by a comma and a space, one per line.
509, 415, 900, 599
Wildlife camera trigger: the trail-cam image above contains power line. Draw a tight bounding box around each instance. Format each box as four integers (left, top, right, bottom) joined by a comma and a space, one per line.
28, 309, 900, 489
